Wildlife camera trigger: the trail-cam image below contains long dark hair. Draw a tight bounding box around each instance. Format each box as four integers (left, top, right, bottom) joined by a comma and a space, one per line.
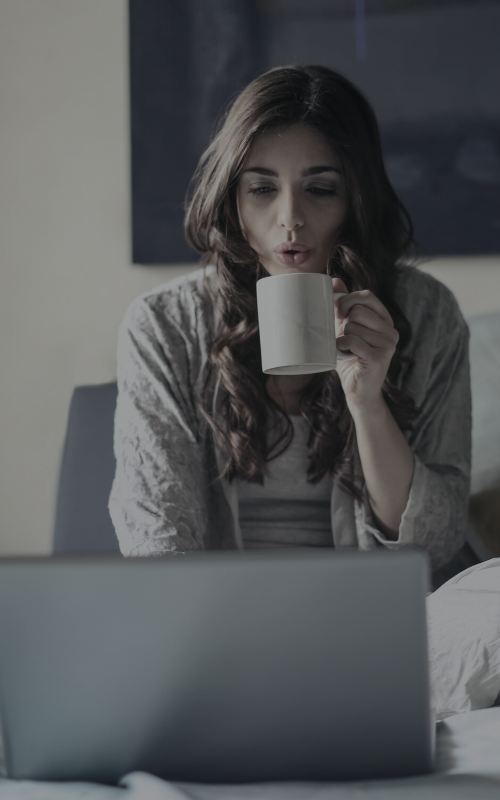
184, 65, 428, 499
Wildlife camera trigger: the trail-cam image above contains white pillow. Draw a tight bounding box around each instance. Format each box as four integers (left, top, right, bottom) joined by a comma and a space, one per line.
427, 558, 500, 721
468, 311, 500, 495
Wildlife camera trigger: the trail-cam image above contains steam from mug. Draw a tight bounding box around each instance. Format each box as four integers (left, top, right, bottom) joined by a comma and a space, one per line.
256, 272, 357, 376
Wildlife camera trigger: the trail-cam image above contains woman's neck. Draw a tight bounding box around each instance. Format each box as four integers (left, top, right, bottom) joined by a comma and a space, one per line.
265, 374, 313, 416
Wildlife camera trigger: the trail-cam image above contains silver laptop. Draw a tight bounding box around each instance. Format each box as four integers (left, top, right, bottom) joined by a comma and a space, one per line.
0, 549, 433, 785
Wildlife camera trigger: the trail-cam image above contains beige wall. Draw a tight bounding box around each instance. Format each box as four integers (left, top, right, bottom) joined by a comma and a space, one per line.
419, 257, 500, 319
0, 0, 498, 556
0, 0, 198, 556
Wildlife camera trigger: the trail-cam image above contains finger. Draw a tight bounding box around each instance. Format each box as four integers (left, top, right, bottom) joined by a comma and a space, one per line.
337, 333, 385, 364
336, 334, 373, 363
336, 289, 394, 327
343, 321, 399, 351
334, 306, 397, 343
343, 305, 390, 334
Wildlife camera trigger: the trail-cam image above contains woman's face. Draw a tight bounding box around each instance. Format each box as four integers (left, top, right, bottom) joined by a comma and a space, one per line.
236, 123, 348, 276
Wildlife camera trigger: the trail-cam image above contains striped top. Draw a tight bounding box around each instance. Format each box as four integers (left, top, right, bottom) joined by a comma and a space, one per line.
237, 416, 333, 549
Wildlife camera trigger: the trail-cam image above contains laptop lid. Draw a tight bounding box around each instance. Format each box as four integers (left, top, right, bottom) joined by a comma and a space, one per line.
0, 549, 432, 784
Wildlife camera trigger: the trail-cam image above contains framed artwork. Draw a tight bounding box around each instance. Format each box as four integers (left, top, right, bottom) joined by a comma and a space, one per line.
129, 0, 500, 263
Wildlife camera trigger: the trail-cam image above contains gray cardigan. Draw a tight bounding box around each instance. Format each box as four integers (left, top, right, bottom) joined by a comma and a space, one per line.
109, 265, 471, 570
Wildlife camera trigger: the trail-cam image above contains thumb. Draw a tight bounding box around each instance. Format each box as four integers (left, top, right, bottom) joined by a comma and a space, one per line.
331, 277, 348, 294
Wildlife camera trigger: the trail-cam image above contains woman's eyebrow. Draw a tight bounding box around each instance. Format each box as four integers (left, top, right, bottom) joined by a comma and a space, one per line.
241, 166, 341, 177
302, 166, 341, 176
242, 167, 278, 176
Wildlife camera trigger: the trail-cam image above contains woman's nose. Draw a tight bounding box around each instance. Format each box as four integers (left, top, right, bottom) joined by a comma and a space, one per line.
277, 190, 304, 231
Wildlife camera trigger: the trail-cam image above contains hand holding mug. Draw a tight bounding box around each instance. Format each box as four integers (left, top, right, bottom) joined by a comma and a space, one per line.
332, 277, 399, 411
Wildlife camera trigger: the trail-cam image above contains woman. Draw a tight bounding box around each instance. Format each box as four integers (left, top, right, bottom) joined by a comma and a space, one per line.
109, 65, 471, 570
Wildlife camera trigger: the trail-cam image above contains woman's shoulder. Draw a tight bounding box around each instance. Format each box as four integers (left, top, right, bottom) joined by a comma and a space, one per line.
393, 264, 468, 338
120, 265, 218, 336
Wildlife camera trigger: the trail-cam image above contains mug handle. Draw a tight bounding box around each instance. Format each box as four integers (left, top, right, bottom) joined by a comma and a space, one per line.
333, 292, 357, 362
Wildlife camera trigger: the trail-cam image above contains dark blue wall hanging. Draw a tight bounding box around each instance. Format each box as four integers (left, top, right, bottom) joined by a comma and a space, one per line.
129, 0, 500, 263
129, 0, 264, 263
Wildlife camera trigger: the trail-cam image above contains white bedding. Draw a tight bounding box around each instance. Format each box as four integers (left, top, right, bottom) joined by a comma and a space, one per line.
0, 707, 499, 800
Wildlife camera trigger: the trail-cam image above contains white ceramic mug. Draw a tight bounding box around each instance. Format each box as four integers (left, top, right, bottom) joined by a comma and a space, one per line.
256, 272, 357, 375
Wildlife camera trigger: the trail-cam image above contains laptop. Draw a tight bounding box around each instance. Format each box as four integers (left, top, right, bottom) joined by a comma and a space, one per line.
0, 549, 433, 785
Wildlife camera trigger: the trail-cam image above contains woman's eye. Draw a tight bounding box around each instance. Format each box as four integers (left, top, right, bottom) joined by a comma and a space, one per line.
249, 186, 275, 195
307, 187, 337, 197
246, 185, 337, 197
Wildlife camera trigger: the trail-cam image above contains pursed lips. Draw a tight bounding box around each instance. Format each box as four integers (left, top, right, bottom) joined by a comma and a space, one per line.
274, 241, 312, 266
